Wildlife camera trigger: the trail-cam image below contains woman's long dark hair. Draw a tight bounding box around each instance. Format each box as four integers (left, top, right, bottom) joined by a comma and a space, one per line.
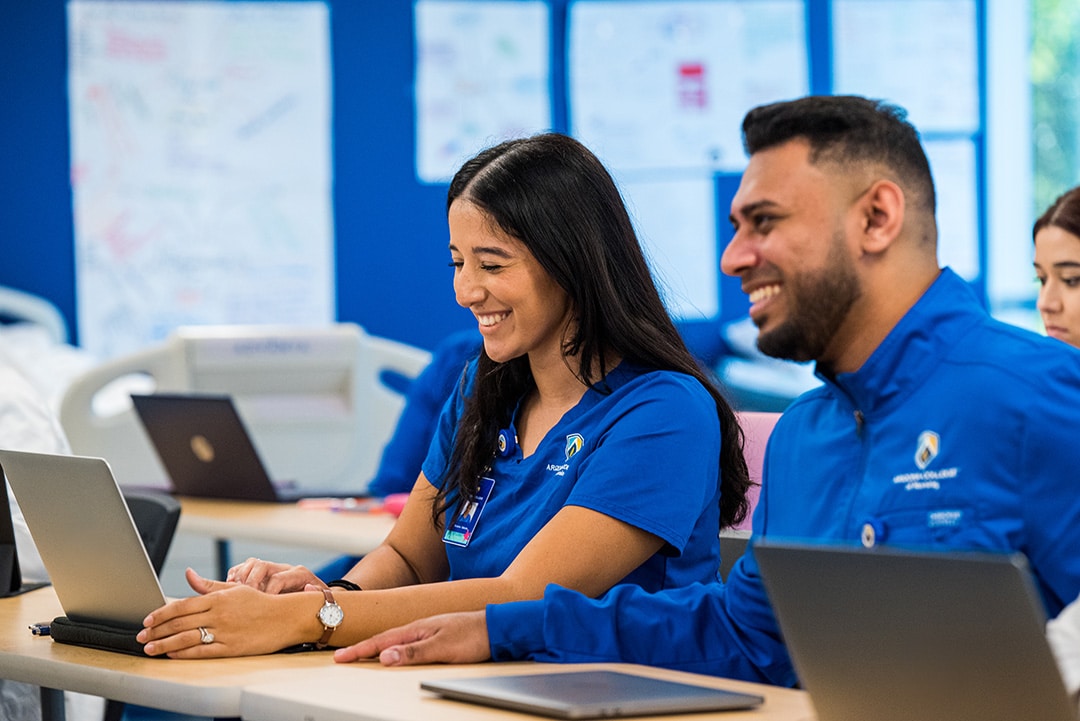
1035, 186, 1080, 242
432, 133, 752, 530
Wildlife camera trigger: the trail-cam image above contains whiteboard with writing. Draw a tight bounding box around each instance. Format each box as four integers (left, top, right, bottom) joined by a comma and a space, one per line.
414, 0, 552, 184
68, 1, 334, 359
568, 0, 808, 173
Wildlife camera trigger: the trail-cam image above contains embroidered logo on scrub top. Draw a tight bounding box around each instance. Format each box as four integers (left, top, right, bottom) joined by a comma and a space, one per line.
564, 433, 584, 460
546, 433, 585, 477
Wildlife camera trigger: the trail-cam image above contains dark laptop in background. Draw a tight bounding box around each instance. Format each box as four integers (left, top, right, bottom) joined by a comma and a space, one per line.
130, 393, 306, 502
755, 541, 1076, 721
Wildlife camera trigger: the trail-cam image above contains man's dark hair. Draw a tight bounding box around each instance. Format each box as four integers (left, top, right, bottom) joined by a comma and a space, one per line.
742, 95, 936, 218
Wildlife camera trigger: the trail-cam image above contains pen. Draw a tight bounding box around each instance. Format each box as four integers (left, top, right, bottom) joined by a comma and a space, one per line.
29, 622, 51, 637
296, 497, 373, 512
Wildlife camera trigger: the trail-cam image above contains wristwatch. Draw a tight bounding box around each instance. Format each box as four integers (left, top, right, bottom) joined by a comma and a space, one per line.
315, 587, 344, 649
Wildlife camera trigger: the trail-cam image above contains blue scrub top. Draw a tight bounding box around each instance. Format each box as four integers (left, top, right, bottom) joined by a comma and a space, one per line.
422, 360, 723, 592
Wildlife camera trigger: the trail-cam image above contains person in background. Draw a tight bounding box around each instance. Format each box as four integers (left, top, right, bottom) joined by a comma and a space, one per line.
313, 328, 483, 584
1033, 186, 1080, 349
364, 329, 482, 498
1048, 599, 1080, 713
138, 132, 752, 658
0, 354, 103, 721
1032, 186, 1080, 713
337, 95, 1080, 688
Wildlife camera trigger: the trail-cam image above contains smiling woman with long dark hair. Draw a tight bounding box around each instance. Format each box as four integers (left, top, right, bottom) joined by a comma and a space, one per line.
137, 133, 750, 659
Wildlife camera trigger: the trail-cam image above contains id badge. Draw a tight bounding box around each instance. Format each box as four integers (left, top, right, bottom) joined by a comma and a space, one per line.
443, 476, 494, 547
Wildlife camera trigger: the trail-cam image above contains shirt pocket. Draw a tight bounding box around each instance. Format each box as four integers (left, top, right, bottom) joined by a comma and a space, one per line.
857, 505, 977, 549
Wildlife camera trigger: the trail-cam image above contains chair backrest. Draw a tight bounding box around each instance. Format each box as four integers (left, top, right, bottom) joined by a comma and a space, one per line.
733, 410, 780, 531
718, 533, 749, 582
719, 411, 781, 580
120, 490, 181, 574
59, 323, 432, 493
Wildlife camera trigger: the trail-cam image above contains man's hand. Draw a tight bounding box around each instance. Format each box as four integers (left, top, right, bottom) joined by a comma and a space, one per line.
334, 610, 491, 666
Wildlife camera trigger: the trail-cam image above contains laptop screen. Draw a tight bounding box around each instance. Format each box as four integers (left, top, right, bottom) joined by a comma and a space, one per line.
755, 541, 1076, 721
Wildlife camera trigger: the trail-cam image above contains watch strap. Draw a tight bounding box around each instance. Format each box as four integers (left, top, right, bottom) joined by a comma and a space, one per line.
316, 587, 339, 649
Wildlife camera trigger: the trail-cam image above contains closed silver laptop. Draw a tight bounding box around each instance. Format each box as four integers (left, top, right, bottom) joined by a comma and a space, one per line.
421, 670, 763, 719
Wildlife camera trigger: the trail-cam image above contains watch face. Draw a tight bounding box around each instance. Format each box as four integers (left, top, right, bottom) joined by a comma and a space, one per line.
319, 602, 344, 628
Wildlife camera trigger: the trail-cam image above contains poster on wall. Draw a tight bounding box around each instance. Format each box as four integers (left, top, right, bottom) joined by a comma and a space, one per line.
568, 0, 808, 173
67, 1, 334, 359
833, 0, 981, 283
832, 0, 979, 134
619, 176, 719, 319
926, 139, 980, 281
567, 0, 807, 320
414, 0, 552, 184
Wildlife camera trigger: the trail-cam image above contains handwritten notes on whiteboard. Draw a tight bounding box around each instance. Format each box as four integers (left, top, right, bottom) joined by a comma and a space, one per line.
68, 1, 333, 358
414, 0, 552, 184
568, 0, 808, 319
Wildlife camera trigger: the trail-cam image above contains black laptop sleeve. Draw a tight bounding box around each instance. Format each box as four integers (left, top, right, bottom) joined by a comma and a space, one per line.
50, 615, 151, 657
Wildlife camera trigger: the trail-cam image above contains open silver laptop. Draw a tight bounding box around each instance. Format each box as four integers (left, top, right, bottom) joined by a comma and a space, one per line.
420, 670, 763, 719
755, 540, 1077, 721
0, 449, 166, 627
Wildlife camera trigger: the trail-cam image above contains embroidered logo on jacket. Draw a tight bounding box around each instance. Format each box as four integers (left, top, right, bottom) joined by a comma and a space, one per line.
892, 428, 957, 491
914, 430, 939, 470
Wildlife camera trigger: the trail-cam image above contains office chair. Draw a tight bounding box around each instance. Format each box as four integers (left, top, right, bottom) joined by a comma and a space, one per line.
122, 490, 181, 574
718, 411, 781, 581
102, 490, 181, 721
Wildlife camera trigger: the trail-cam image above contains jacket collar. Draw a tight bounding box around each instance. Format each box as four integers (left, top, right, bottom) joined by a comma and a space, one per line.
814, 268, 986, 415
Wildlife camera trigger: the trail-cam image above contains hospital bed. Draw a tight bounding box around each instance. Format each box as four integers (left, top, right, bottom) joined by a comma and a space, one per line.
0, 286, 432, 494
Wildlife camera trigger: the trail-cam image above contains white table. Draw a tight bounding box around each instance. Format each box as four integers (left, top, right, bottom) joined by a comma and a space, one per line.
240, 662, 816, 721
177, 497, 398, 578
0, 588, 338, 720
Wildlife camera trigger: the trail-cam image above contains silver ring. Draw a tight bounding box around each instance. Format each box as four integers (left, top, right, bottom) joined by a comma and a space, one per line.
198, 626, 215, 644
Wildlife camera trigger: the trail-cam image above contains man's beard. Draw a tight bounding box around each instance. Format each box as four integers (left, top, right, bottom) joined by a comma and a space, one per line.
756, 233, 861, 363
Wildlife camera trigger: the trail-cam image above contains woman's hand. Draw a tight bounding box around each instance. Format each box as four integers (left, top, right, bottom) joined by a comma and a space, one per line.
333, 610, 491, 666
138, 568, 307, 658
226, 557, 325, 594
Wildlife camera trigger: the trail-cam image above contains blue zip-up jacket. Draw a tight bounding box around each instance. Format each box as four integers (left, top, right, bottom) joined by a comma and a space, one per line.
485, 268, 1080, 686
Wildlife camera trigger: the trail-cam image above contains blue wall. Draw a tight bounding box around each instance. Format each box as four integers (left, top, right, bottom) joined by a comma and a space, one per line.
0, 1, 990, 353
0, 1, 475, 352
3, 3, 80, 340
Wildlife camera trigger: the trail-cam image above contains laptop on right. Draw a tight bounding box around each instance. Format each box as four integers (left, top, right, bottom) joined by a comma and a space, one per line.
755, 540, 1077, 721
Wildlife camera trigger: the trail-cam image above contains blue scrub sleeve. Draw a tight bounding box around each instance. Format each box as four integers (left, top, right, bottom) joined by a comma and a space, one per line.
485, 551, 798, 687
565, 373, 720, 554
